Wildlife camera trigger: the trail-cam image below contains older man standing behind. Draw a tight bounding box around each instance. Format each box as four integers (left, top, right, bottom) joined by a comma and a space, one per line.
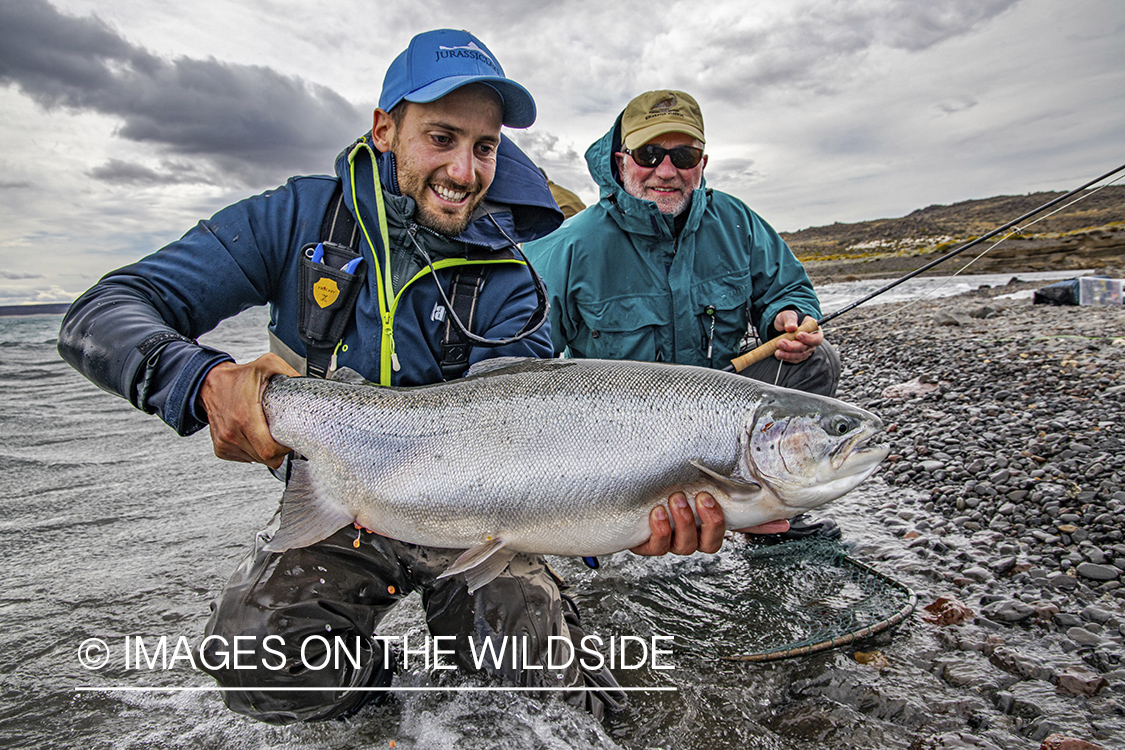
524, 89, 840, 547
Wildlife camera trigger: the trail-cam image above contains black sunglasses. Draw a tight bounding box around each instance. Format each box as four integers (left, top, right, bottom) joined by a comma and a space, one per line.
624, 144, 704, 169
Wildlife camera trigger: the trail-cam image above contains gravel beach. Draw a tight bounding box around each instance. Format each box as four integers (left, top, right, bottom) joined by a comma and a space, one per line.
818, 273, 1125, 749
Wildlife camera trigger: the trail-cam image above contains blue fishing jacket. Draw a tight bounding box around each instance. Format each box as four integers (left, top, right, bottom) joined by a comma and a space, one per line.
523, 115, 821, 367
58, 134, 560, 436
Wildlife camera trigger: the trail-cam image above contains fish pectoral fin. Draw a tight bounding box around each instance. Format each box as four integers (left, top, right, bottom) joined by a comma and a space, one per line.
690, 460, 763, 500
461, 550, 518, 594
262, 461, 354, 553
437, 538, 516, 594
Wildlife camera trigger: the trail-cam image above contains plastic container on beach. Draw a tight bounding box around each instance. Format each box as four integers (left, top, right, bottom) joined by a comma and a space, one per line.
1078, 277, 1124, 306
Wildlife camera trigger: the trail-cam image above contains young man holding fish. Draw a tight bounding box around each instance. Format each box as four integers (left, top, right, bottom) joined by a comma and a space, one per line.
523, 89, 843, 554
58, 29, 630, 723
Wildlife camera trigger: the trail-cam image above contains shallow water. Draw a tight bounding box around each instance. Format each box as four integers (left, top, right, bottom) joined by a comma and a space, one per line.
2, 292, 1119, 749
813, 269, 1090, 313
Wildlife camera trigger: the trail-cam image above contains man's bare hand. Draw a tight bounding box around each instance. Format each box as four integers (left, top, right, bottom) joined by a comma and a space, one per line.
772, 310, 822, 363
630, 492, 792, 556
198, 353, 299, 468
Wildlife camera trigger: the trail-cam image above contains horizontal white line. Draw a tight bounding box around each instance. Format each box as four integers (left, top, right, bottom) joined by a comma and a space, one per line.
74, 686, 676, 693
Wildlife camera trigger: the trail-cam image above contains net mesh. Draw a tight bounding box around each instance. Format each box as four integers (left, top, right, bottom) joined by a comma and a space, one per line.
719, 538, 917, 662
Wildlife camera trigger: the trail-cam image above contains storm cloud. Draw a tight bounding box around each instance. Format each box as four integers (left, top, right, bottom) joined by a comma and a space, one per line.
0, 0, 365, 186
87, 158, 219, 186
634, 0, 1024, 102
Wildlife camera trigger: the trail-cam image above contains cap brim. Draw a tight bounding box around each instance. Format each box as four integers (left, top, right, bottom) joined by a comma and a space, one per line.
623, 122, 706, 150
405, 75, 536, 129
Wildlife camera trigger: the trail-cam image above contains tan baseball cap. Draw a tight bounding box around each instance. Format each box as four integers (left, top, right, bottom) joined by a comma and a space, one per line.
621, 90, 705, 150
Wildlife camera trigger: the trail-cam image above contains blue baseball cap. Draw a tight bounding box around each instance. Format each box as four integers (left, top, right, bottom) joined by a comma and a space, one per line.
379, 29, 536, 128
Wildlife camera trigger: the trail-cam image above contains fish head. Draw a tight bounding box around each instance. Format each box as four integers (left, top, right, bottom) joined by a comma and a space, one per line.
742, 388, 889, 511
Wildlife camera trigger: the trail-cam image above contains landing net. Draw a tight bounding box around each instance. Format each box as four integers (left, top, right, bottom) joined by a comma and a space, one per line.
722, 538, 916, 662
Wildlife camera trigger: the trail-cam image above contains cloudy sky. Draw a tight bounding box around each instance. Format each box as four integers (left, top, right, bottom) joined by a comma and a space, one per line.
0, 0, 1122, 305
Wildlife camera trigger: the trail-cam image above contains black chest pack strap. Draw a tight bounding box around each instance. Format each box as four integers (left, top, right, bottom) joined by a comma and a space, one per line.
298, 184, 486, 381
440, 268, 486, 381
322, 184, 361, 249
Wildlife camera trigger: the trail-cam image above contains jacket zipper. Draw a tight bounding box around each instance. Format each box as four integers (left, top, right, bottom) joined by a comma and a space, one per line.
374, 222, 527, 384
348, 139, 529, 384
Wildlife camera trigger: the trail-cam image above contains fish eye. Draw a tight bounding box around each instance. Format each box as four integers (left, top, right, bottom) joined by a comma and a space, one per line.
830, 417, 853, 436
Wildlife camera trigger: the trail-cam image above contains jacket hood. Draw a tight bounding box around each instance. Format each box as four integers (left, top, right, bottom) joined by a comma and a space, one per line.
335, 132, 563, 251
584, 113, 710, 239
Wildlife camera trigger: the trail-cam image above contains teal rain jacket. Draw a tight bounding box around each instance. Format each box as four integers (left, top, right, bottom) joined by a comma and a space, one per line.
523, 115, 822, 368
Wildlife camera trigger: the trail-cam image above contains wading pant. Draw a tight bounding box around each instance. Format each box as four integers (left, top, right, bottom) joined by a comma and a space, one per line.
738, 339, 840, 397
199, 517, 624, 725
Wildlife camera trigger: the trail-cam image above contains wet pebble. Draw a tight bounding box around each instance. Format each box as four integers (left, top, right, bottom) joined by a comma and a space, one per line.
981, 599, 1036, 624
1054, 666, 1109, 698
962, 566, 993, 584
1047, 572, 1078, 590
1066, 626, 1107, 648
1039, 734, 1107, 750
995, 680, 1070, 720
913, 731, 1004, 749
1076, 563, 1120, 582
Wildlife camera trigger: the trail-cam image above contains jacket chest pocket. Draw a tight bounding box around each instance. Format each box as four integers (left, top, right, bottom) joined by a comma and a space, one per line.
691, 271, 752, 362
572, 295, 670, 361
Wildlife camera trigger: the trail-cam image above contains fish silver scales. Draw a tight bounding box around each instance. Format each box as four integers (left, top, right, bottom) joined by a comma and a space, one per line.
261, 357, 888, 592
265, 358, 747, 548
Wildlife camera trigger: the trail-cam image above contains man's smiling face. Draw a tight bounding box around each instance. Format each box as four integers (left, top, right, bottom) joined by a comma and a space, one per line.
616, 131, 707, 216
375, 84, 502, 236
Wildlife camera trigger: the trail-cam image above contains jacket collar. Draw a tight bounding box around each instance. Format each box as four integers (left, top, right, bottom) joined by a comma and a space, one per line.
334, 132, 563, 252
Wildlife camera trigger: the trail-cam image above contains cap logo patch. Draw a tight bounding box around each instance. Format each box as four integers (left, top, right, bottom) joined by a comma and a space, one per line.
646, 93, 687, 121
434, 42, 500, 74
650, 93, 678, 113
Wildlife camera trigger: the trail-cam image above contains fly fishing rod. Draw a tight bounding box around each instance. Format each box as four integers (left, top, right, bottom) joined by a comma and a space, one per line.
731, 161, 1125, 371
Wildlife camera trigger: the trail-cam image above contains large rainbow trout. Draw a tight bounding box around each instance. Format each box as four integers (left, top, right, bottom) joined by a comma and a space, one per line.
261, 357, 888, 592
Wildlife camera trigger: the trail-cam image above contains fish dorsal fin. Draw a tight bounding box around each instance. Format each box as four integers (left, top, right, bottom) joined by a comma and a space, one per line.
436, 537, 516, 593
262, 460, 354, 553
690, 460, 763, 501
463, 357, 537, 378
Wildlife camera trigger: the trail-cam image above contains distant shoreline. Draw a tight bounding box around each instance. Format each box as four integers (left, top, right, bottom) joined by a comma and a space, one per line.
3, 253, 1122, 318
0, 303, 72, 317
803, 249, 1123, 287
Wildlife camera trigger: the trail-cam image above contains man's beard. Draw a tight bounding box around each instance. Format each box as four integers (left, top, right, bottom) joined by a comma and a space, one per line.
392, 144, 485, 237
621, 169, 697, 216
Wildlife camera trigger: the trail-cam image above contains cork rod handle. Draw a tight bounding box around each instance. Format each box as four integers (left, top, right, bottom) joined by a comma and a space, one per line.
729, 317, 821, 372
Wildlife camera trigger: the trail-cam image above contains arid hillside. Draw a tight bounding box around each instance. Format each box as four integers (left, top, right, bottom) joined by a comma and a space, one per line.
785, 185, 1125, 283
